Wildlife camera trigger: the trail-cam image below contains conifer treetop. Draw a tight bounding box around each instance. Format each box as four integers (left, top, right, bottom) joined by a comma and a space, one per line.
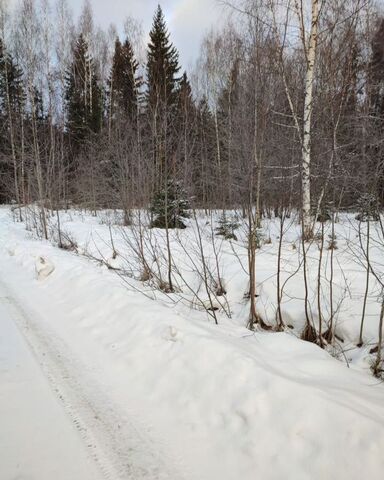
146, 4, 181, 108
110, 35, 140, 121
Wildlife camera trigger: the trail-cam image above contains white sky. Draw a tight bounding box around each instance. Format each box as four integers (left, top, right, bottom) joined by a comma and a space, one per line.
69, 0, 225, 69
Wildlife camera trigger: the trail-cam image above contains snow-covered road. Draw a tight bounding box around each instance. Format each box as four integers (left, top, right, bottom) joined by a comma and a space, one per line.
0, 278, 181, 480
0, 281, 105, 480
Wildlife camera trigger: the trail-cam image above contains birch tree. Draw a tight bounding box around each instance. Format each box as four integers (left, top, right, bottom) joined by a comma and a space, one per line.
299, 0, 320, 239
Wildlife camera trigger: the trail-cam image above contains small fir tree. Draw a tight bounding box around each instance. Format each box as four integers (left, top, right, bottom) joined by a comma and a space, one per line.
215, 213, 240, 241
150, 180, 190, 229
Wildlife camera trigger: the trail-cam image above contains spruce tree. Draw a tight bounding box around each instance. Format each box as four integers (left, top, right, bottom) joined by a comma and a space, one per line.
195, 97, 217, 206
147, 5, 180, 113
33, 86, 45, 124
146, 5, 181, 181
65, 34, 103, 150
175, 71, 197, 182
107, 37, 141, 218
0, 38, 24, 203
176, 71, 195, 132
177, 72, 193, 107
0, 39, 24, 125
216, 59, 240, 205
147, 5, 186, 228
109, 37, 140, 123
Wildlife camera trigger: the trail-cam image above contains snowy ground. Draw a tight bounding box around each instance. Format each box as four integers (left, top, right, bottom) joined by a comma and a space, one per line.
1, 206, 384, 480
0, 281, 104, 480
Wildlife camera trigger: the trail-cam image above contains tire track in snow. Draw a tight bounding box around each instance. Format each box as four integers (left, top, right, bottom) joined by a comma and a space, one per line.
0, 279, 188, 480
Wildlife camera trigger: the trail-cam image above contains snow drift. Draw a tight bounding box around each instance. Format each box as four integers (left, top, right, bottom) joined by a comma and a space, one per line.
1, 207, 384, 480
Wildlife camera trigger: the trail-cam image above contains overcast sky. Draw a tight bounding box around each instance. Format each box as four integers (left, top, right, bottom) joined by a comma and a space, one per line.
69, 0, 225, 69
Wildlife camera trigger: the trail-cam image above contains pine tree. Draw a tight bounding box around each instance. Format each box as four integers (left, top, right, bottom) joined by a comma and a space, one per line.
109, 37, 140, 124
65, 34, 103, 150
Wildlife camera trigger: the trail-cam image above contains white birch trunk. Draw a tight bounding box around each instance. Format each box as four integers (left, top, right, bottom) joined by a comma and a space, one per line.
301, 0, 319, 238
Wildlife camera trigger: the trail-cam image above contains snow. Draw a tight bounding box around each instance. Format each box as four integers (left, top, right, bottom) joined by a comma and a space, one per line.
1, 206, 384, 480
0, 283, 104, 480
25, 208, 384, 344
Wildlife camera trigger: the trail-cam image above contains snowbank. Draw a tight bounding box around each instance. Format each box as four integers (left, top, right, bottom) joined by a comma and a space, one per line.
1, 207, 384, 480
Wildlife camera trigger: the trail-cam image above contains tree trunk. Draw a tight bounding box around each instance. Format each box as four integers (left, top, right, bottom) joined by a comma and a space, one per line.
301, 0, 319, 240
